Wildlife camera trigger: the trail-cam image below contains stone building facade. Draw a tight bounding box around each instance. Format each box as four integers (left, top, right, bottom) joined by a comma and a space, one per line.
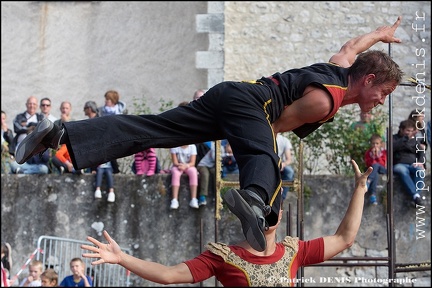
2, 2, 430, 135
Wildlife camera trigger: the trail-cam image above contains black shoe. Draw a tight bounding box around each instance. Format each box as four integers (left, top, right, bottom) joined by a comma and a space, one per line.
223, 189, 270, 252
15, 119, 64, 164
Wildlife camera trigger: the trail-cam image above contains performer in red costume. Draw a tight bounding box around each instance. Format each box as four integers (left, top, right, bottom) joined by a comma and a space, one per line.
81, 160, 371, 287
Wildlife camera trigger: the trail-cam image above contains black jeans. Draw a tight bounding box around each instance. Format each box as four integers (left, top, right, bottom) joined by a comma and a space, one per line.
64, 81, 283, 225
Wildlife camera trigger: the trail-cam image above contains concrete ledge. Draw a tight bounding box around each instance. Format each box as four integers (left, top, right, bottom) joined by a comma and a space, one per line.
1, 173, 430, 287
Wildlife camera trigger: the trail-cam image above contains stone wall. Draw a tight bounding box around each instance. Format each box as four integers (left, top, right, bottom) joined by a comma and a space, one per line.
1, 173, 430, 287
223, 1, 431, 173
1, 1, 209, 126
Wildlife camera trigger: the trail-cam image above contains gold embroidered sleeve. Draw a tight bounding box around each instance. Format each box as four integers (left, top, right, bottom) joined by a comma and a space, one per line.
282, 236, 299, 252
206, 242, 231, 261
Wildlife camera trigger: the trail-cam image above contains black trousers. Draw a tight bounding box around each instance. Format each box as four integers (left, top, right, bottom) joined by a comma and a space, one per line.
64, 81, 284, 225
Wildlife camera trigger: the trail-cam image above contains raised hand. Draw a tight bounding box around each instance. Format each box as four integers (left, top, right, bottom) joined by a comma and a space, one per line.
351, 159, 372, 192
376, 16, 402, 44
81, 230, 122, 266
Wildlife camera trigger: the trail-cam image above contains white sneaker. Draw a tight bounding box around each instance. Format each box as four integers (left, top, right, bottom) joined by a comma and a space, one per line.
170, 199, 179, 209
107, 192, 115, 203
94, 189, 102, 199
189, 198, 199, 209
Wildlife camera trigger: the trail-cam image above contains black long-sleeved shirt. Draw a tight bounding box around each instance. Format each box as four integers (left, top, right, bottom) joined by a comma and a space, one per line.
393, 132, 426, 165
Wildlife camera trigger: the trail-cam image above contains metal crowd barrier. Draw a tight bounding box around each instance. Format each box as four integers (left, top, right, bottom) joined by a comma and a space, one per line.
36, 235, 132, 287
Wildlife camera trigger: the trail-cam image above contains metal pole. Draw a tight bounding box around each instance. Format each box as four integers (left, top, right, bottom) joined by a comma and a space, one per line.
387, 42, 396, 287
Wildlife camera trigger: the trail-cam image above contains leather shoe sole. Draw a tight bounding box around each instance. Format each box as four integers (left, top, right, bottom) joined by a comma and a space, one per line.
15, 119, 54, 164
223, 189, 267, 252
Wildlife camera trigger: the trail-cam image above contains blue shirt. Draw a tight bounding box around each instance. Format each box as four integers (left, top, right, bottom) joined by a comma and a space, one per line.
60, 275, 92, 287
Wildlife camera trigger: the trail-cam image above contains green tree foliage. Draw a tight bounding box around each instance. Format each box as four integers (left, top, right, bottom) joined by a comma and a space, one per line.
132, 96, 174, 114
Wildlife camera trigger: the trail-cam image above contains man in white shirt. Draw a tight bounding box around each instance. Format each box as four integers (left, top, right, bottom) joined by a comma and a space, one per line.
39, 98, 57, 122
12, 96, 44, 149
276, 133, 295, 200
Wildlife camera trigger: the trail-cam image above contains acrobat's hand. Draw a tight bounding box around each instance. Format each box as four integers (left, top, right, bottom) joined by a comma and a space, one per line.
351, 159, 373, 192
376, 16, 402, 44
81, 230, 122, 266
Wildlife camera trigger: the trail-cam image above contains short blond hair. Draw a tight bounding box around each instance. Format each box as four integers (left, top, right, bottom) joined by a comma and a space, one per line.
29, 260, 43, 271
70, 257, 84, 266
41, 269, 58, 286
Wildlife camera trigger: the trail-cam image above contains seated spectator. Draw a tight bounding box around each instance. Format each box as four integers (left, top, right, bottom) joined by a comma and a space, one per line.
83, 100, 111, 182
408, 109, 427, 152
91, 156, 120, 203
350, 111, 386, 145
349, 110, 386, 169
169, 144, 198, 209
133, 148, 159, 176
83, 101, 99, 119
1, 111, 15, 174
13, 96, 44, 151
10, 149, 50, 174
1, 261, 9, 287
40, 269, 58, 287
393, 119, 426, 206
1, 243, 12, 286
364, 134, 387, 205
93, 160, 119, 203
39, 98, 57, 122
276, 133, 295, 200
192, 89, 206, 101
10, 126, 50, 174
195, 141, 211, 167
99, 90, 127, 116
59, 257, 92, 287
85, 98, 121, 195
53, 101, 73, 127
197, 141, 217, 206
221, 141, 239, 178
190, 89, 211, 176
19, 260, 43, 287
12, 96, 44, 158
52, 144, 83, 174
